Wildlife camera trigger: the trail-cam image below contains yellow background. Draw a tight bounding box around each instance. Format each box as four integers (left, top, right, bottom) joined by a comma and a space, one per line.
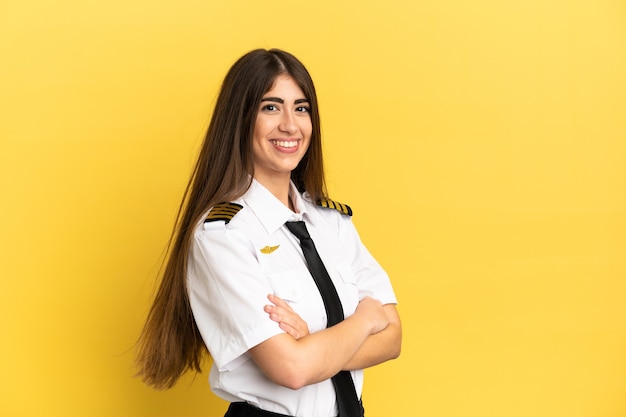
1, 0, 625, 416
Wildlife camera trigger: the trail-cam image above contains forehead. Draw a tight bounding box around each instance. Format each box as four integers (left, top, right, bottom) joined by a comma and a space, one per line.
264, 75, 306, 98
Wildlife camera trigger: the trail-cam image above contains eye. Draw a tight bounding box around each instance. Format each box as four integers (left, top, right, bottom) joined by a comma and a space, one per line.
296, 106, 310, 113
262, 104, 278, 112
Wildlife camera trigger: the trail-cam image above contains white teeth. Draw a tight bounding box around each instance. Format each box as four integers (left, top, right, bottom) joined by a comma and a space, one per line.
272, 140, 297, 148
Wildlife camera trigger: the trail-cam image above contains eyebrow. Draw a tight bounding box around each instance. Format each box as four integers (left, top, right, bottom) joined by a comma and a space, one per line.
261, 97, 309, 104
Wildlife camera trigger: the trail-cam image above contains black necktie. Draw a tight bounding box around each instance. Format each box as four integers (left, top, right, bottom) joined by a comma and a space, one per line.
285, 221, 362, 417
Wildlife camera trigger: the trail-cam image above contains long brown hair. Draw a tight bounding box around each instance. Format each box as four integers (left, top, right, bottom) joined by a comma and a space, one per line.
135, 49, 326, 389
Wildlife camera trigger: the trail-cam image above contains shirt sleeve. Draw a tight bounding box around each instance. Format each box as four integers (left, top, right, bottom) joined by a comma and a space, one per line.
187, 220, 284, 371
338, 216, 398, 305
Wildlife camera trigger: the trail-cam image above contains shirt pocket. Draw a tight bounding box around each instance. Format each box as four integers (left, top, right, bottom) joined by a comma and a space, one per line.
336, 263, 357, 286
335, 263, 360, 315
267, 272, 303, 303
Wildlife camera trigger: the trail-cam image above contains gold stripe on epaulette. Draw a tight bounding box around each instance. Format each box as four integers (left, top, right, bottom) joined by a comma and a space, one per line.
204, 202, 243, 224
318, 198, 353, 216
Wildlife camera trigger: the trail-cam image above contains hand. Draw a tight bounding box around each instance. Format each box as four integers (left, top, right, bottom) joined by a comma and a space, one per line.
354, 296, 389, 335
264, 294, 310, 340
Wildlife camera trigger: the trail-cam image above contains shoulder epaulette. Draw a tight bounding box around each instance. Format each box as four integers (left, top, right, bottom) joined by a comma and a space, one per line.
317, 198, 353, 216
204, 202, 243, 224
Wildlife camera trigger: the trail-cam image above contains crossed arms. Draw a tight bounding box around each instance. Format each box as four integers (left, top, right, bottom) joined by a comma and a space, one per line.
248, 294, 402, 390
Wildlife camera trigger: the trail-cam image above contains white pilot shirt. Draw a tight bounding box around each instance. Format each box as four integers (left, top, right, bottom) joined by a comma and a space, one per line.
187, 179, 397, 417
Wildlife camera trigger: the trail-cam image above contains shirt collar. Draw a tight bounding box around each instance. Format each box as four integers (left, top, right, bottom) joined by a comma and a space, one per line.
242, 179, 313, 234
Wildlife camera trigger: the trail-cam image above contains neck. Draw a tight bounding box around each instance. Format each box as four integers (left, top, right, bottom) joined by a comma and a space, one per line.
254, 174, 292, 210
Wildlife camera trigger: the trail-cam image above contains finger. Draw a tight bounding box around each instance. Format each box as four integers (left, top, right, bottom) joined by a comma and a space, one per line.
279, 322, 302, 339
280, 315, 309, 337
265, 303, 290, 320
264, 306, 282, 323
268, 294, 293, 311
268, 309, 303, 335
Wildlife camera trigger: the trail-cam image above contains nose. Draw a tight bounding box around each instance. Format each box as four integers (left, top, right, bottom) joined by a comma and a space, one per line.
278, 110, 297, 134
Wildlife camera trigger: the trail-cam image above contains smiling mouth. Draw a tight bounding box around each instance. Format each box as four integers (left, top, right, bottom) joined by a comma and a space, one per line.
270, 139, 299, 148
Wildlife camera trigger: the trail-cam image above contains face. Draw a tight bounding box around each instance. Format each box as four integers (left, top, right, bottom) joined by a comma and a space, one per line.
252, 75, 312, 185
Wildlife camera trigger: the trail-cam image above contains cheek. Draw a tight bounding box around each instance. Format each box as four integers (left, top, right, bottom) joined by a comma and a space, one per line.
302, 119, 313, 140
253, 120, 270, 147
251, 126, 266, 158
302, 134, 312, 154
252, 119, 264, 141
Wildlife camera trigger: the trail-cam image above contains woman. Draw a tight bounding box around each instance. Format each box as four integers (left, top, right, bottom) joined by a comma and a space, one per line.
136, 48, 401, 417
